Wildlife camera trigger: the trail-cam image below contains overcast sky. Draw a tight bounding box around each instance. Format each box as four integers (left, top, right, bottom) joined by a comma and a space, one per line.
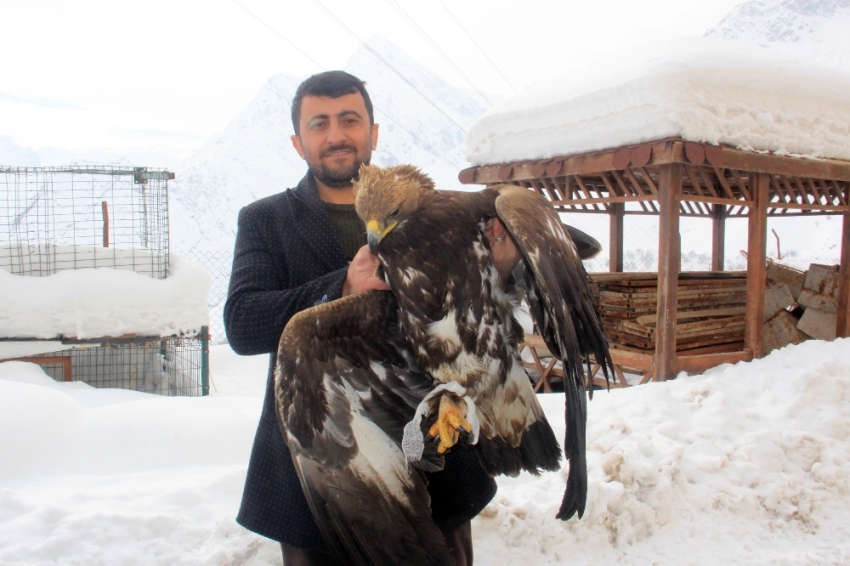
1, 0, 743, 151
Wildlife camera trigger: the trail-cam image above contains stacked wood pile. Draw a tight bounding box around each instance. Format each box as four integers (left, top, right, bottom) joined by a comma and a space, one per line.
589, 272, 747, 355
763, 261, 840, 353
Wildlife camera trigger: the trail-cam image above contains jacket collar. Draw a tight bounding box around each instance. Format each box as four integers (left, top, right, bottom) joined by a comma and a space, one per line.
291, 173, 350, 271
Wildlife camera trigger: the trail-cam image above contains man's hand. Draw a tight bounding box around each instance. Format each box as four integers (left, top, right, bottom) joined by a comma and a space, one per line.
343, 245, 391, 296
485, 218, 520, 282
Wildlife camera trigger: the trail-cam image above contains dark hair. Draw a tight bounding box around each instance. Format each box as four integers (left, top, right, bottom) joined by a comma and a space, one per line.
291, 71, 374, 135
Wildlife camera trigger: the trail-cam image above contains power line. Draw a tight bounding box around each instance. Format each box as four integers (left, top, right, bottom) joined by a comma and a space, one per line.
385, 0, 493, 106
373, 109, 464, 169
230, 0, 464, 169
231, 0, 325, 71
311, 0, 470, 135
434, 0, 519, 94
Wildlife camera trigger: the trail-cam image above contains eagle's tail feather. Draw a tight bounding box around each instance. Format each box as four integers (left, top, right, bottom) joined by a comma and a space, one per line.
473, 417, 561, 478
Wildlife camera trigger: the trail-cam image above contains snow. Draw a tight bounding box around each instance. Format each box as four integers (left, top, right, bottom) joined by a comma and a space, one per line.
0, 253, 210, 341
465, 37, 850, 166
707, 0, 850, 75
2, 339, 850, 564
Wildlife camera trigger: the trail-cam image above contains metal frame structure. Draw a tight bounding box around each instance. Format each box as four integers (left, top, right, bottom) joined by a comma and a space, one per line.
460, 138, 850, 381
1, 166, 211, 396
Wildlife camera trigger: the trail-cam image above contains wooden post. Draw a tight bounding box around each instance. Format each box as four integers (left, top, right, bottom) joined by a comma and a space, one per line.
102, 201, 110, 248
712, 204, 726, 271
745, 173, 769, 359
837, 208, 850, 338
654, 164, 682, 381
609, 202, 624, 272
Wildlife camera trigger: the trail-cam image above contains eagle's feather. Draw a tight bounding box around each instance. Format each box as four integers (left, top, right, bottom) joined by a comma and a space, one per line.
275, 164, 613, 566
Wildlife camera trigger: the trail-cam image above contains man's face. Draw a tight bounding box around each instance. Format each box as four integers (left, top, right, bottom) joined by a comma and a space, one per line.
291, 92, 379, 189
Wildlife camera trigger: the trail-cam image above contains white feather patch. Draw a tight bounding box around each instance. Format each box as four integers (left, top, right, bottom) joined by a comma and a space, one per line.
349, 413, 417, 505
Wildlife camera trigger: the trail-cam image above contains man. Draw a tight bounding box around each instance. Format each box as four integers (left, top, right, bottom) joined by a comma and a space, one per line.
225, 70, 514, 565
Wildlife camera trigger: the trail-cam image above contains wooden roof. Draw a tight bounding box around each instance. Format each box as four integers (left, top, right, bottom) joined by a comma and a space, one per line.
459, 139, 850, 217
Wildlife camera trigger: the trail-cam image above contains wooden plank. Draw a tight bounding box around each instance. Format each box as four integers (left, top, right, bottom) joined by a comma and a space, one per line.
465, 140, 850, 188
766, 202, 848, 211
547, 195, 657, 206
655, 164, 682, 381
623, 168, 653, 212
609, 348, 654, 371
712, 204, 726, 271
713, 167, 737, 200
731, 170, 752, 201
677, 351, 750, 373
609, 202, 625, 272
806, 177, 825, 203
635, 306, 746, 325
6, 356, 73, 381
838, 209, 850, 337
637, 167, 659, 194
793, 177, 812, 205
688, 145, 850, 183
745, 173, 769, 359
698, 166, 721, 198
681, 194, 749, 207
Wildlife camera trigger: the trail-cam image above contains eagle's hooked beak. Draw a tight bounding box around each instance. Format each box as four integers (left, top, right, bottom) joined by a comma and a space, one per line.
366, 220, 397, 254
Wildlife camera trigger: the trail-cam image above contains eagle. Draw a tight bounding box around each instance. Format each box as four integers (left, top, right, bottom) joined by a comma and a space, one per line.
275, 164, 612, 565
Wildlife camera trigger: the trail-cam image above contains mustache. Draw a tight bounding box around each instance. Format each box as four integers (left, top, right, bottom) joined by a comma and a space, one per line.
320, 143, 358, 158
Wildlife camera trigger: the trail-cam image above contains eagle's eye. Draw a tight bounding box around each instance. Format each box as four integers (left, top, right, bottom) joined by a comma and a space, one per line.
389, 206, 402, 218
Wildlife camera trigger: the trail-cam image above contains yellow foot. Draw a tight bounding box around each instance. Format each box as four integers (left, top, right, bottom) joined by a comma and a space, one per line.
428, 395, 473, 454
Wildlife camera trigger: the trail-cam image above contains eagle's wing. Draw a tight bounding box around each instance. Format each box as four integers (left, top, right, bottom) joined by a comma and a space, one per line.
493, 185, 613, 521
275, 290, 452, 566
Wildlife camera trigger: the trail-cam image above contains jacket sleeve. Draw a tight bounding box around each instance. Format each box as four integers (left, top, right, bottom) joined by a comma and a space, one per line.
224, 204, 347, 356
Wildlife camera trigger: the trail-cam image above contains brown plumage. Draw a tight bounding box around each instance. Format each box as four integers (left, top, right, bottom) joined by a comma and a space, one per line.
274, 164, 613, 566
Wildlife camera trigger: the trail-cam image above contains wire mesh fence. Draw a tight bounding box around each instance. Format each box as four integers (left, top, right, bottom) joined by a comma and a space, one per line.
15, 336, 207, 396
184, 250, 233, 345
0, 166, 172, 279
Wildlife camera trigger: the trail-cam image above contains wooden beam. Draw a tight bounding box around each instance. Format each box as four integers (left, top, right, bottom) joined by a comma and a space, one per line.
546, 195, 656, 206
745, 173, 769, 359
609, 202, 624, 272
681, 194, 751, 207
766, 202, 849, 212
838, 208, 850, 338
464, 139, 850, 186
712, 205, 726, 271
654, 164, 682, 381
677, 351, 751, 374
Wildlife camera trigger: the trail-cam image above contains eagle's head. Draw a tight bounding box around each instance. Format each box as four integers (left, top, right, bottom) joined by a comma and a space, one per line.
354, 164, 436, 254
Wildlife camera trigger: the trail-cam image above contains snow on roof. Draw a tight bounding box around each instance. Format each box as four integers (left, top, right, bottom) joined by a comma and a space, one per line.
465, 38, 850, 166
0, 253, 210, 340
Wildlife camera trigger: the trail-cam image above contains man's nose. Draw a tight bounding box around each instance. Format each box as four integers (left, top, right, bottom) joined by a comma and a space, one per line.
326, 119, 346, 144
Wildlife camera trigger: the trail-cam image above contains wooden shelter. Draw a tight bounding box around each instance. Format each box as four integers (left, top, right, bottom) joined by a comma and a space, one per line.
460, 138, 850, 382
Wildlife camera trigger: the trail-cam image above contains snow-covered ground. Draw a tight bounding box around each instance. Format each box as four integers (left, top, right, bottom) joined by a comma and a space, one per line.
2, 339, 849, 565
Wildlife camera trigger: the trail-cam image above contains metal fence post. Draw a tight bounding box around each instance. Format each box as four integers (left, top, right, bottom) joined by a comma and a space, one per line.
201, 325, 210, 396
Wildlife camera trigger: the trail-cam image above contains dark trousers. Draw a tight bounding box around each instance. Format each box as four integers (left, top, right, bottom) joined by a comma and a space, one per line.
281, 521, 473, 566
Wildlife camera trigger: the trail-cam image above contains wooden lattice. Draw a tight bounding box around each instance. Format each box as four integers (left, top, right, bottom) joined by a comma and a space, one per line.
467, 139, 850, 218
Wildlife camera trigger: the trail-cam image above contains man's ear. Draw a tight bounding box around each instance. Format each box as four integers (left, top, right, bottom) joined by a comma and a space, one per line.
291, 135, 306, 160
370, 123, 379, 151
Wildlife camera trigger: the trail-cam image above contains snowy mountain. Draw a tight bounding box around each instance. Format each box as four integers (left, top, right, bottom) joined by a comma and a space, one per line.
0, 136, 191, 171
169, 36, 491, 253
706, 0, 850, 72
0, 136, 39, 167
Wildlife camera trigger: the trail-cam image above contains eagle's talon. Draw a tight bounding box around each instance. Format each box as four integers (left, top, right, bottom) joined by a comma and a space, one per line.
427, 395, 473, 454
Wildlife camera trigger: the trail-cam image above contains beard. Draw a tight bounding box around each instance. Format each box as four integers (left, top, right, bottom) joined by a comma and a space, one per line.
310, 143, 372, 189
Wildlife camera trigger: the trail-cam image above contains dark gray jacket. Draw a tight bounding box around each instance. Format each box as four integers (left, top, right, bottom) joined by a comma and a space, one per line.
224, 173, 496, 552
